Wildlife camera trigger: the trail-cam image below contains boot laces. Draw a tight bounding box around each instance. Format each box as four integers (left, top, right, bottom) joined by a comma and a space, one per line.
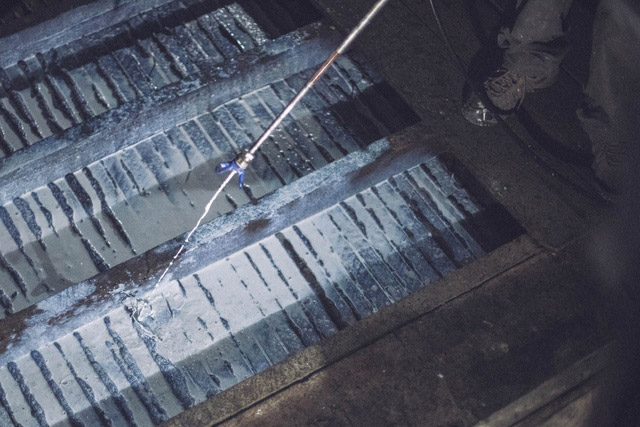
484, 69, 527, 110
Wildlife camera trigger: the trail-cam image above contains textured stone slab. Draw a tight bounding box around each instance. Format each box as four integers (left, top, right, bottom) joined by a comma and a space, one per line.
0, 136, 523, 425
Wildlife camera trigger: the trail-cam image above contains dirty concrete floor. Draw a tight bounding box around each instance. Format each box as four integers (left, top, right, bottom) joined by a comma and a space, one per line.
216, 240, 611, 426
0, 0, 625, 425
167, 1, 624, 425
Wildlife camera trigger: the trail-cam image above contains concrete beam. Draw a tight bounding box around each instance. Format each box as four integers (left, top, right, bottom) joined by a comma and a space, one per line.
0, 126, 533, 425
477, 343, 612, 427
0, 23, 338, 206
0, 130, 439, 365
168, 237, 540, 426
0, 0, 181, 68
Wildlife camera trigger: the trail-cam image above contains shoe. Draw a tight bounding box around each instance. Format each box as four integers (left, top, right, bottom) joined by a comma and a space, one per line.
461, 68, 527, 127
484, 68, 527, 111
460, 92, 500, 126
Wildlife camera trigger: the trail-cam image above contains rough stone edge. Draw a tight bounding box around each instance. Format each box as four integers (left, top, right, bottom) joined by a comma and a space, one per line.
163, 234, 541, 427
476, 342, 613, 427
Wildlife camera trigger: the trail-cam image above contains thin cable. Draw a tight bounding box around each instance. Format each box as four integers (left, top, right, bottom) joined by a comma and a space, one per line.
397, 0, 444, 44
426, 0, 491, 104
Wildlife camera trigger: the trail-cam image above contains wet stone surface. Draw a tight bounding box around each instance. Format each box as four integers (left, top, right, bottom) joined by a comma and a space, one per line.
0, 0, 593, 424
0, 0, 323, 158
0, 154, 522, 426
0, 52, 419, 319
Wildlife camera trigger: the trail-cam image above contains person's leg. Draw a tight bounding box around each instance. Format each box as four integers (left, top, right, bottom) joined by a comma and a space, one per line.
579, 0, 640, 191
586, 2, 640, 423
463, 0, 574, 121
497, 0, 574, 90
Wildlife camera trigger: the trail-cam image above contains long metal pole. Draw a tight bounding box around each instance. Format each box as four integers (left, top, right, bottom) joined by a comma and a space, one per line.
152, 0, 392, 294
231, 0, 392, 169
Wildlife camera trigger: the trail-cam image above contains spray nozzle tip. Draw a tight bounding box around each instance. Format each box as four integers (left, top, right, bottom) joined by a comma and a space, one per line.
216, 150, 254, 188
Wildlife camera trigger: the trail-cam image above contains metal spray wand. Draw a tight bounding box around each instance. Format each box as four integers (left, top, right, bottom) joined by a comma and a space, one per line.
126, 0, 393, 331
153, 0, 392, 290
216, 0, 393, 184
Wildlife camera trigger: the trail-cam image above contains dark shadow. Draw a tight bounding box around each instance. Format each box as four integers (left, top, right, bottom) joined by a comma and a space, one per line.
463, 0, 503, 47
515, 107, 592, 167
440, 154, 525, 253
242, 0, 323, 39
330, 81, 421, 147
458, 0, 596, 170
0, 0, 23, 19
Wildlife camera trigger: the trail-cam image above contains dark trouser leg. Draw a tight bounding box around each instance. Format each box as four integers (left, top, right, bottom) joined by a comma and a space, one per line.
461, 0, 575, 122
579, 0, 640, 190
498, 0, 574, 89
588, 3, 640, 424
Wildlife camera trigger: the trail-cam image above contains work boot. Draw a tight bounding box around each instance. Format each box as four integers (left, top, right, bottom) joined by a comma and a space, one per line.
461, 65, 559, 126
484, 68, 527, 111
460, 68, 526, 126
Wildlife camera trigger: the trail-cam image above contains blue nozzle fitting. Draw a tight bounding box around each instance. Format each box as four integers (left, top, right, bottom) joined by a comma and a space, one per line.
215, 161, 246, 187
216, 150, 255, 188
